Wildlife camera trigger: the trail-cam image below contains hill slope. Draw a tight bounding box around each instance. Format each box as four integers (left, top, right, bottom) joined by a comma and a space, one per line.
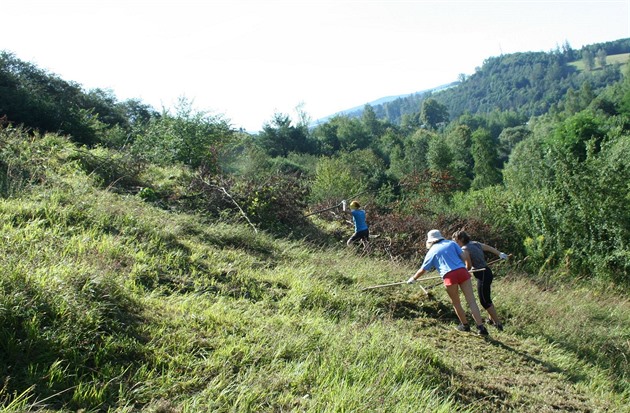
327, 38, 630, 125
0, 127, 628, 412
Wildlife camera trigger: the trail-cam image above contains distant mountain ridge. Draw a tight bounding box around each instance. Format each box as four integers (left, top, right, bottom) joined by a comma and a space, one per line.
313, 38, 630, 127
311, 82, 457, 126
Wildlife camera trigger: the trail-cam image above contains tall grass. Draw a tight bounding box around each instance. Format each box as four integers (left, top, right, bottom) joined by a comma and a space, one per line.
1, 128, 628, 412
0, 175, 467, 411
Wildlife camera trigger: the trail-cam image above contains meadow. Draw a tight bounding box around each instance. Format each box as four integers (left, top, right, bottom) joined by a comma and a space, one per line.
0, 131, 628, 412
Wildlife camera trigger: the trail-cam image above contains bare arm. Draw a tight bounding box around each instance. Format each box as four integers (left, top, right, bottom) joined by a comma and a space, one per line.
480, 243, 508, 259
480, 243, 500, 256
408, 268, 427, 283
460, 250, 472, 270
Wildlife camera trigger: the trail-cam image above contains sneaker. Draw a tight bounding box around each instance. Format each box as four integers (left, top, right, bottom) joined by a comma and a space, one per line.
477, 324, 489, 336
456, 323, 471, 332
487, 318, 504, 331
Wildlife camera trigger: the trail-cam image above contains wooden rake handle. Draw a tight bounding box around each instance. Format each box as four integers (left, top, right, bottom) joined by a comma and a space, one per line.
360, 275, 442, 291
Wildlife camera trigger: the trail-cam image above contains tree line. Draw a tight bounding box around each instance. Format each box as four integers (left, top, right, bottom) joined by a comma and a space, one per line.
1, 40, 630, 286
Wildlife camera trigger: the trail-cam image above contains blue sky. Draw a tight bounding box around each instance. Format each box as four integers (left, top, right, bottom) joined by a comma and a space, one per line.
2, 0, 629, 131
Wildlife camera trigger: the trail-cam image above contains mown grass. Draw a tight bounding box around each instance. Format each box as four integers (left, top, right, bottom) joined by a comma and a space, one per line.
499, 275, 630, 395
1, 129, 628, 412
568, 52, 629, 71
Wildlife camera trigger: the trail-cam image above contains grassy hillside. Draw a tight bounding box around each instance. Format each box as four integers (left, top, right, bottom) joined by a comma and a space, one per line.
1, 129, 628, 412
568, 52, 630, 72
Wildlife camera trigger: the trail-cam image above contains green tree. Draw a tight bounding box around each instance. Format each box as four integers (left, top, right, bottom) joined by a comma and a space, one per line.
471, 128, 502, 189
427, 136, 452, 172
596, 48, 607, 68
309, 150, 385, 204
388, 128, 432, 179
312, 115, 370, 154
446, 124, 474, 190
497, 125, 530, 165
0, 51, 99, 144
420, 98, 449, 129
131, 97, 233, 168
582, 50, 595, 72
362, 104, 383, 138
257, 113, 315, 157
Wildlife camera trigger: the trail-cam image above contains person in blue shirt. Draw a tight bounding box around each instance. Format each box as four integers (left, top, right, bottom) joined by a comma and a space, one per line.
407, 229, 489, 336
342, 200, 369, 247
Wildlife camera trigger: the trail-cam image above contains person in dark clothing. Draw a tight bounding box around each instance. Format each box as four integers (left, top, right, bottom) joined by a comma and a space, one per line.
452, 230, 508, 331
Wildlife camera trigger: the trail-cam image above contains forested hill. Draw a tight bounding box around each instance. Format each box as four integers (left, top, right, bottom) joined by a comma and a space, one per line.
1, 35, 630, 411
346, 38, 630, 124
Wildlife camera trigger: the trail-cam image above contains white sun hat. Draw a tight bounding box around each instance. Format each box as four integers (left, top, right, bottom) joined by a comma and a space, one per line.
426, 229, 444, 248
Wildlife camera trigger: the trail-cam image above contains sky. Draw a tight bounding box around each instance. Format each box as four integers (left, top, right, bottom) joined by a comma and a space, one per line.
2, 0, 629, 131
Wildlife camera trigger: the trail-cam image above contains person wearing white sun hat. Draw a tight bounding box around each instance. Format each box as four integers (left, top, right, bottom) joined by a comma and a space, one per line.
408, 229, 488, 336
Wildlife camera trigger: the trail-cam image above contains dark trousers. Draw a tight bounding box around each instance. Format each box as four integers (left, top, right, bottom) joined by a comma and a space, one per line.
474, 267, 494, 309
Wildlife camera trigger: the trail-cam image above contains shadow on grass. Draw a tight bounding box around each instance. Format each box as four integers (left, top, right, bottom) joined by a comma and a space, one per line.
0, 272, 149, 411
486, 337, 582, 378
513, 331, 627, 394
372, 288, 459, 322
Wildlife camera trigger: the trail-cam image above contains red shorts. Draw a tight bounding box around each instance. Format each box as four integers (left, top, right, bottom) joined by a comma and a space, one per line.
443, 267, 471, 286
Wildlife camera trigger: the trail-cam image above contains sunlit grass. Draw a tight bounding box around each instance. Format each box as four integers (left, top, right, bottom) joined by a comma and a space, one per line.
1, 130, 628, 412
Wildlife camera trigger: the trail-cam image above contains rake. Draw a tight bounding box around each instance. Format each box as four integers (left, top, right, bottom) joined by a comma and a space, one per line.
360, 275, 442, 294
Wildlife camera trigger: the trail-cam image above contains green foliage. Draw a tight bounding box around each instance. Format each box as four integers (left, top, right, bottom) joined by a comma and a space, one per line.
70, 146, 147, 191
0, 51, 157, 146
309, 150, 386, 206
129, 97, 234, 169
502, 110, 630, 282
0, 125, 75, 197
471, 128, 502, 190
497, 125, 531, 164
547, 110, 606, 160
388, 128, 432, 179
235, 173, 310, 235
312, 115, 371, 154
256, 113, 316, 157
444, 125, 473, 190
426, 135, 452, 172
309, 156, 362, 205
420, 98, 449, 129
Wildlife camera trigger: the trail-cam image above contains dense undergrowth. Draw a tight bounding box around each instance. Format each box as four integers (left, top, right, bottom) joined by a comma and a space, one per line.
0, 127, 628, 412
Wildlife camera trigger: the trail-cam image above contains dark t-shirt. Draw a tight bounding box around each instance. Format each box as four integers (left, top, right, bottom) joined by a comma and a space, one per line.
463, 241, 487, 269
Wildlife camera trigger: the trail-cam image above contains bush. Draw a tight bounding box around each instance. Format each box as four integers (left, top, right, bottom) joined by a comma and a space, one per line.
70, 146, 146, 191
0, 125, 71, 197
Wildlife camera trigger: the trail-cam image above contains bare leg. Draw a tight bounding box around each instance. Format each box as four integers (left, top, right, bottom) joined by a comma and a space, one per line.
460, 279, 484, 326
445, 284, 469, 325
486, 304, 500, 324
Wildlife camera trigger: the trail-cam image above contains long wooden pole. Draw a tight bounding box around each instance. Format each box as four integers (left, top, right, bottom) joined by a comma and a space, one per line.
304, 202, 343, 217
360, 256, 512, 291
360, 275, 442, 291
360, 281, 406, 291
